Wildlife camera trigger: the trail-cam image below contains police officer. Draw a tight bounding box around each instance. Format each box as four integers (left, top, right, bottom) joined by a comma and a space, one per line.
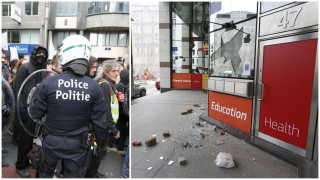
28, 35, 107, 178
13, 45, 48, 178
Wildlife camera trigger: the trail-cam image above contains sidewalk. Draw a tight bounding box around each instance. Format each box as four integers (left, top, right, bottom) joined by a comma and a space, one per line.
2, 131, 125, 178
131, 90, 298, 178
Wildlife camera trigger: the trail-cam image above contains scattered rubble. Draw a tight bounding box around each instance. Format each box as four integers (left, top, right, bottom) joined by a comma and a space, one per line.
160, 156, 164, 160
220, 130, 225, 135
193, 104, 200, 107
178, 157, 187, 165
147, 167, 153, 170
181, 112, 188, 115
163, 131, 170, 137
212, 126, 217, 130
145, 137, 157, 147
250, 157, 256, 161
186, 109, 193, 113
168, 161, 174, 166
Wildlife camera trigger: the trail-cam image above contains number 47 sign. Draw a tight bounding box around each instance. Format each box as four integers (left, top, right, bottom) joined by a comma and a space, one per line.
278, 7, 302, 29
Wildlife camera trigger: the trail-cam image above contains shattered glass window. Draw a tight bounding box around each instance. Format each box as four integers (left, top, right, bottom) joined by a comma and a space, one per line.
209, 2, 257, 79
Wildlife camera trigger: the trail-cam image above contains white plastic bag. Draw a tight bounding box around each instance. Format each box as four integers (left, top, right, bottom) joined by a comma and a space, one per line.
215, 152, 235, 168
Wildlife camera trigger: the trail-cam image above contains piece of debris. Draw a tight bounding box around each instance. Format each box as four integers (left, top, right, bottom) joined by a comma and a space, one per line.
222, 137, 228, 141
178, 157, 187, 165
196, 122, 203, 127
163, 131, 170, 137
215, 152, 235, 168
250, 157, 256, 161
132, 141, 142, 146
160, 156, 164, 160
193, 104, 200, 107
168, 161, 174, 166
152, 134, 157, 137
200, 133, 205, 139
186, 109, 193, 113
212, 126, 217, 130
214, 140, 224, 145
162, 140, 166, 142
181, 143, 186, 148
220, 130, 225, 135
145, 137, 157, 147
147, 167, 153, 170
181, 111, 188, 115
186, 142, 192, 148
203, 89, 208, 93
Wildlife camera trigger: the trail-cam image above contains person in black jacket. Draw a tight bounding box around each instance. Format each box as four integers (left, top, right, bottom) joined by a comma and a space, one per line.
109, 68, 129, 155
29, 35, 107, 178
12, 45, 48, 178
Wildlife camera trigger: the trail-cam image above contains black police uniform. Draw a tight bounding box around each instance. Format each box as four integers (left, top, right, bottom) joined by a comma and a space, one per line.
29, 70, 106, 178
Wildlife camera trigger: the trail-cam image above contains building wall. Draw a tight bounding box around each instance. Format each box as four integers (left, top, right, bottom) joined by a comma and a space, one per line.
2, 1, 47, 46
159, 2, 171, 89
132, 4, 159, 79
86, 14, 129, 30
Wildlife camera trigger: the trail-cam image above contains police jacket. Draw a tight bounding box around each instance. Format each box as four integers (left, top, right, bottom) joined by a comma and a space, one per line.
99, 75, 119, 136
29, 70, 107, 145
12, 46, 48, 98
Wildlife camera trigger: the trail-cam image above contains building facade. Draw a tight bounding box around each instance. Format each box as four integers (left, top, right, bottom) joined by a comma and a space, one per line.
2, 1, 129, 63
159, 2, 318, 177
131, 4, 159, 80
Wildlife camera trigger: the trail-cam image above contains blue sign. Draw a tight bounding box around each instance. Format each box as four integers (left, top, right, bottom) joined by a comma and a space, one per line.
210, 2, 221, 15
172, 47, 178, 51
105, 47, 111, 51
5, 44, 38, 54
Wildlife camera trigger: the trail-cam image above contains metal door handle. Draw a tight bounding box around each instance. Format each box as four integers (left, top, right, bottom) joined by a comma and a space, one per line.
258, 82, 264, 101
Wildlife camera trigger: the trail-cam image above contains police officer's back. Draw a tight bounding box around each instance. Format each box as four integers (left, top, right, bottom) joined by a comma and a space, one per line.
29, 35, 106, 178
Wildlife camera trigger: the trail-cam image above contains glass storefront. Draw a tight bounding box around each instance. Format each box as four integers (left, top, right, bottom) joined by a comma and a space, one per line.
209, 2, 257, 79
171, 2, 210, 75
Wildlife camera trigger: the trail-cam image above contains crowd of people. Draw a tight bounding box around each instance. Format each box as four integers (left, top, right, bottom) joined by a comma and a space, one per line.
2, 35, 129, 178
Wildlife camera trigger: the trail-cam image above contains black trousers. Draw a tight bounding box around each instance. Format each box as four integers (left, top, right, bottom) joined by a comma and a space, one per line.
15, 113, 33, 170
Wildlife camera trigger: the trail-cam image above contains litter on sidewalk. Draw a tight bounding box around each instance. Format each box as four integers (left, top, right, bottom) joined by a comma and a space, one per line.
145, 137, 157, 147
132, 141, 142, 146
215, 152, 235, 168
168, 161, 174, 166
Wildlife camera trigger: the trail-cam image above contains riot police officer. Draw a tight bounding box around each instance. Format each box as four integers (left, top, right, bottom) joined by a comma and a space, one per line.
28, 35, 107, 178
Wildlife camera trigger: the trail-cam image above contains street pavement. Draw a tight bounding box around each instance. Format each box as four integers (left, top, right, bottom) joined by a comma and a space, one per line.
131, 90, 298, 178
2, 130, 125, 178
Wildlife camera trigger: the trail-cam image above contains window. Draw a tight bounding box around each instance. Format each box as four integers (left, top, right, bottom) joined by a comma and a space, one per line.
56, 31, 77, 48
118, 32, 127, 47
4, 30, 40, 44
25, 2, 39, 16
109, 32, 118, 46
87, 2, 129, 15
89, 32, 128, 47
2, 5, 11, 16
21, 30, 40, 44
56, 2, 78, 16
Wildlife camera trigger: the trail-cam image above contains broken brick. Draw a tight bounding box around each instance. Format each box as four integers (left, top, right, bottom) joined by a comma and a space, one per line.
200, 133, 205, 139
181, 112, 188, 115
163, 131, 170, 137
178, 157, 187, 165
196, 122, 203, 127
181, 143, 186, 148
145, 137, 157, 147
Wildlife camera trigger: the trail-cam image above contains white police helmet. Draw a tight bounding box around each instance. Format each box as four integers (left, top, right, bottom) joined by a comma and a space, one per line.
57, 35, 91, 66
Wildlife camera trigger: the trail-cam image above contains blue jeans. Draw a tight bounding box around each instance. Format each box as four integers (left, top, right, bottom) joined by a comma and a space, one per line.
121, 147, 129, 178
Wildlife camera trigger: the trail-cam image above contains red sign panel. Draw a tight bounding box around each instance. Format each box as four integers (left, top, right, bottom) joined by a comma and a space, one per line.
259, 39, 317, 149
191, 74, 202, 89
208, 91, 252, 133
172, 73, 191, 89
